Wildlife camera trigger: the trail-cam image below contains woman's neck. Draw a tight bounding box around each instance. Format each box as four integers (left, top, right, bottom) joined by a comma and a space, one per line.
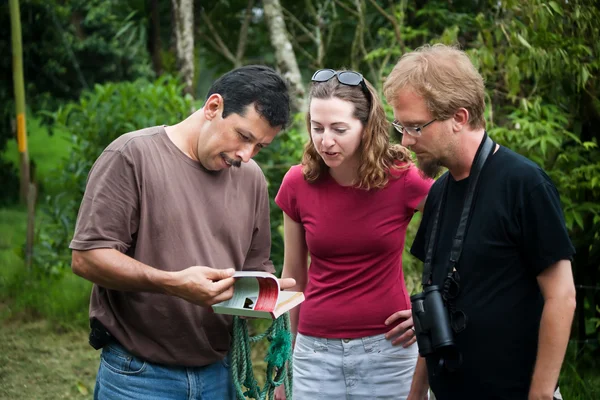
328, 160, 359, 187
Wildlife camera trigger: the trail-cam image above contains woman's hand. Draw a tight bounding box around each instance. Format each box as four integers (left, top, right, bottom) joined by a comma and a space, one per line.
384, 309, 417, 347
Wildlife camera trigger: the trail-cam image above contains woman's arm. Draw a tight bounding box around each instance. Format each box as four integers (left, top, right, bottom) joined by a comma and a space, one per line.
280, 212, 309, 339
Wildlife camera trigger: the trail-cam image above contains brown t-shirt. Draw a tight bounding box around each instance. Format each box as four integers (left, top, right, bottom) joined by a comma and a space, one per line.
70, 126, 274, 366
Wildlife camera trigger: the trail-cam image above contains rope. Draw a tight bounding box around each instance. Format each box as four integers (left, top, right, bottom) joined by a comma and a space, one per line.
231, 314, 294, 400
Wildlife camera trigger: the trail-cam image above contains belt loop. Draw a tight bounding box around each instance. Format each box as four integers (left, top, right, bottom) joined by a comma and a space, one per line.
361, 334, 377, 353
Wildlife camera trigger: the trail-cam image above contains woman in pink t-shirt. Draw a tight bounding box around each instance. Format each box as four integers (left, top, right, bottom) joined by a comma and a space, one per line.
274, 69, 433, 399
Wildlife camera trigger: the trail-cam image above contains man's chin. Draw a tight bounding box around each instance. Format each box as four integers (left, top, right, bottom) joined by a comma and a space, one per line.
417, 159, 443, 179
219, 153, 242, 168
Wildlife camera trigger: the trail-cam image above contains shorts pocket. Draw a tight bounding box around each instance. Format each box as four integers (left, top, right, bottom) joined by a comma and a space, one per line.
373, 337, 418, 359
101, 343, 147, 375
293, 333, 328, 358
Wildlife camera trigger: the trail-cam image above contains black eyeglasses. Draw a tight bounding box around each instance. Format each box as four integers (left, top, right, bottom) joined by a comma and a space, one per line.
392, 118, 437, 137
311, 69, 370, 98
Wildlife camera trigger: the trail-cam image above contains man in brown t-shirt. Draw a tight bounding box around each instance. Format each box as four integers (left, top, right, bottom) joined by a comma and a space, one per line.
70, 65, 295, 399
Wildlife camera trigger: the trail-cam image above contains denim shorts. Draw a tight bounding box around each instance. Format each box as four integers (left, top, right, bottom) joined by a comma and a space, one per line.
293, 332, 418, 399
94, 342, 236, 400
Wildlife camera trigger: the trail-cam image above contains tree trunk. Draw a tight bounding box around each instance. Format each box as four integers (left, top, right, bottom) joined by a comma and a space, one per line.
263, 0, 305, 113
171, 0, 194, 96
149, 0, 163, 76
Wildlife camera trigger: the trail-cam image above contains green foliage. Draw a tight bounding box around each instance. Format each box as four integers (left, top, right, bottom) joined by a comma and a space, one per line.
2, 0, 154, 106
0, 205, 91, 329
0, 207, 27, 282
402, 215, 424, 295
488, 98, 600, 232
559, 341, 600, 399
35, 76, 194, 275
254, 114, 307, 273
0, 0, 154, 203
0, 160, 19, 206
1, 266, 92, 329
2, 115, 73, 197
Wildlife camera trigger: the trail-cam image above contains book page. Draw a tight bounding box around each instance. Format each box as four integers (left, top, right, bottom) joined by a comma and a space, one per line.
216, 277, 260, 309
253, 277, 279, 311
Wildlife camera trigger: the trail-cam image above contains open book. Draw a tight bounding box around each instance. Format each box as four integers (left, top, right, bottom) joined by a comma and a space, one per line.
212, 271, 305, 319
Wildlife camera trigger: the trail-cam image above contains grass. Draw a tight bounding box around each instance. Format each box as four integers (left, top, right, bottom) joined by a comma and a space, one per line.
0, 204, 91, 329
3, 114, 72, 188
0, 202, 97, 399
0, 308, 98, 400
0, 207, 27, 275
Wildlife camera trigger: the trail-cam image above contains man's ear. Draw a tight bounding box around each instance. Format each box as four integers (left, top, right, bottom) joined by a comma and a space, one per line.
203, 94, 223, 121
452, 107, 470, 132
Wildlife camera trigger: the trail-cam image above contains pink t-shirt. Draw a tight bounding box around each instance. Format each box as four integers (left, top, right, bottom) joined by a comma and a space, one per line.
275, 164, 433, 338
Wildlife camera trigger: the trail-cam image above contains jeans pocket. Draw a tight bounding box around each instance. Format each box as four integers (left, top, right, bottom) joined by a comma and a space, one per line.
374, 337, 418, 359
101, 343, 147, 375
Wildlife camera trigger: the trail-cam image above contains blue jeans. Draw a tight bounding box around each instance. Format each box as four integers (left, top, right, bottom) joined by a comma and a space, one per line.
94, 342, 236, 400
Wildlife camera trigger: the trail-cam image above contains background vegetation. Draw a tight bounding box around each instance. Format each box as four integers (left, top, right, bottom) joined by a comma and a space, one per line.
1, 0, 598, 398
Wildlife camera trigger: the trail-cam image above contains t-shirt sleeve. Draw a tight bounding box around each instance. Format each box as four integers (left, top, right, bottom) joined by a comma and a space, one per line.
69, 150, 140, 253
520, 180, 575, 275
274, 166, 301, 222
242, 175, 275, 274
404, 165, 434, 213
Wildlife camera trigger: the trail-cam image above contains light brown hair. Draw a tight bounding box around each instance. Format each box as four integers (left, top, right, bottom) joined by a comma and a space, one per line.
383, 44, 486, 129
303, 74, 412, 190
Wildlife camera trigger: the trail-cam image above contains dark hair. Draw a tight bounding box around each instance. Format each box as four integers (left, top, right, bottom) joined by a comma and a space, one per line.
206, 65, 291, 129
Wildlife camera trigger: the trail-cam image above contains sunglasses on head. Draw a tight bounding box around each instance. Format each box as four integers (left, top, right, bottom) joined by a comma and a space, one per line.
311, 69, 370, 98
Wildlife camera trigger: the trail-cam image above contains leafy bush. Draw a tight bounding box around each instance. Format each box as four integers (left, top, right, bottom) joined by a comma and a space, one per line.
36, 76, 194, 275
254, 114, 307, 274
0, 161, 19, 206
0, 0, 155, 204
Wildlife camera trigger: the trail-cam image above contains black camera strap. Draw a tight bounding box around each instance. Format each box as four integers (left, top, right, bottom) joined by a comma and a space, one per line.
422, 133, 495, 286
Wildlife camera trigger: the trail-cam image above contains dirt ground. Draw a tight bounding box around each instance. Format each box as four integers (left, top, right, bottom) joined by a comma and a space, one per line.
0, 313, 98, 400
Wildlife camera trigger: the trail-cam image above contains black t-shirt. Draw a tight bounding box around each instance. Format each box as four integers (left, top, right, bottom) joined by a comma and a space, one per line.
411, 145, 575, 400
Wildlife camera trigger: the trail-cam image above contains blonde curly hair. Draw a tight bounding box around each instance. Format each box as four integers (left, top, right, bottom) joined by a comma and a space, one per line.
302, 74, 412, 190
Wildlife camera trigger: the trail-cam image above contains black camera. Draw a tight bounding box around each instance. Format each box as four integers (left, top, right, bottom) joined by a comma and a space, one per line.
411, 285, 461, 371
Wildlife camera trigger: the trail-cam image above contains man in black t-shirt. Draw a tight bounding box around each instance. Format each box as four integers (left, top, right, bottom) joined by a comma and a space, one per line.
383, 44, 576, 400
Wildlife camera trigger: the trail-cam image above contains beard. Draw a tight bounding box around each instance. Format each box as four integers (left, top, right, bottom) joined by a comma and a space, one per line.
221, 153, 242, 168
417, 157, 444, 179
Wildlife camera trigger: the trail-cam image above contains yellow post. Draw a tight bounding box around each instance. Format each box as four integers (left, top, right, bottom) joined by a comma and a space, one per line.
10, 0, 35, 269
10, 0, 30, 202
